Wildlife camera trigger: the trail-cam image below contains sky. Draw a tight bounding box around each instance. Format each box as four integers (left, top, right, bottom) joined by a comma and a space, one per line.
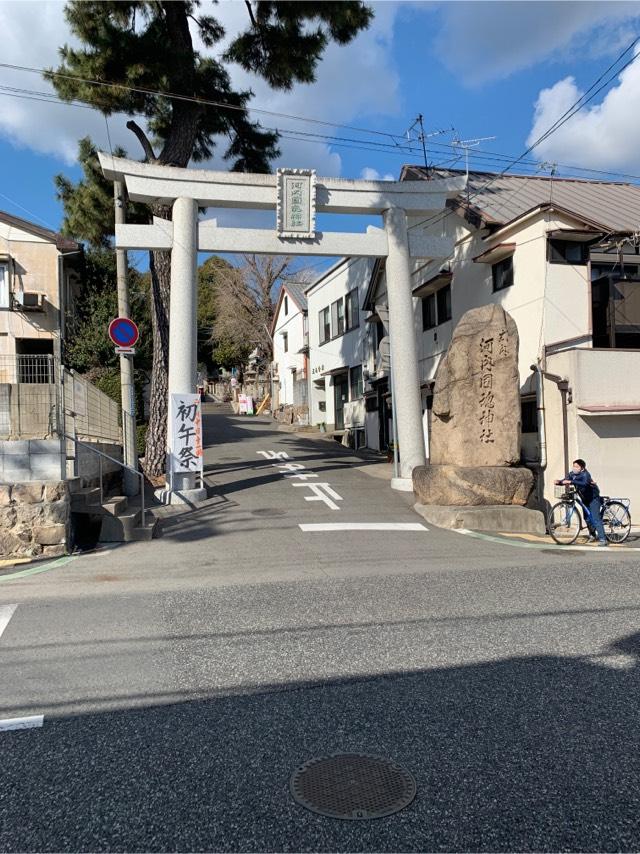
1, 0, 640, 252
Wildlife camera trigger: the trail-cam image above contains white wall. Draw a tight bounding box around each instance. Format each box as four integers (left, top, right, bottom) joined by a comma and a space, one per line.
545, 347, 640, 510
272, 289, 306, 407
307, 258, 374, 428
367, 207, 599, 462
406, 209, 594, 389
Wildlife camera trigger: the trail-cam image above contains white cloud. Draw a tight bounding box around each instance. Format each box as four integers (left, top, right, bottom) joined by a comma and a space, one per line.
0, 0, 404, 178
360, 167, 395, 181
433, 1, 640, 85
526, 47, 640, 173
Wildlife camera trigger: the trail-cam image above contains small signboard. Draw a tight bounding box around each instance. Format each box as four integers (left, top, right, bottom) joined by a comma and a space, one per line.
169, 393, 203, 475
238, 394, 255, 416
276, 168, 316, 238
108, 317, 139, 349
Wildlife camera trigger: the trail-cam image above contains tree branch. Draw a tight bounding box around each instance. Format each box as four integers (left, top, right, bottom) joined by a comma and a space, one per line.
126, 120, 157, 162
244, 0, 257, 27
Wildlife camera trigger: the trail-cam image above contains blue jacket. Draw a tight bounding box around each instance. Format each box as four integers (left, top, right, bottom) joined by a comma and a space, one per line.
565, 469, 600, 504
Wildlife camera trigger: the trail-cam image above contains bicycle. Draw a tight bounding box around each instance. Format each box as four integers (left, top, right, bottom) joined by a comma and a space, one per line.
547, 485, 632, 545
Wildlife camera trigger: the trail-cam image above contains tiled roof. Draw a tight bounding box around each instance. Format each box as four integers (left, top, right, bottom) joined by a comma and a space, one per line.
403, 166, 640, 234
284, 281, 308, 311
0, 210, 81, 251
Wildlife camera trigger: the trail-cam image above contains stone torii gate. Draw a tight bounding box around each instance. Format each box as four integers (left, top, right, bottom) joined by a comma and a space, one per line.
99, 153, 464, 500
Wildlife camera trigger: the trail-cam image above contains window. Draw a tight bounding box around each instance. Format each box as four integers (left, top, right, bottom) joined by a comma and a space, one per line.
592, 274, 640, 349
284, 295, 289, 315
350, 364, 363, 399
319, 306, 331, 344
283, 332, 288, 353
422, 285, 452, 330
548, 239, 589, 265
422, 293, 436, 330
521, 398, 537, 433
0, 264, 8, 309
345, 289, 359, 330
331, 298, 344, 337
437, 284, 452, 323
492, 256, 514, 292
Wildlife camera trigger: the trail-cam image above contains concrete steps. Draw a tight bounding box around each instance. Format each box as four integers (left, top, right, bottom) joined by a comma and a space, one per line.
69, 485, 159, 543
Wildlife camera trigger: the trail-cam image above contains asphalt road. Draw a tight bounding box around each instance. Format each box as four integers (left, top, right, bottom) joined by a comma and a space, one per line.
1, 406, 639, 852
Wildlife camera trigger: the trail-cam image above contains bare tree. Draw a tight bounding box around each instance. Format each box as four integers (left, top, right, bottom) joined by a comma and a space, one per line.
213, 255, 312, 362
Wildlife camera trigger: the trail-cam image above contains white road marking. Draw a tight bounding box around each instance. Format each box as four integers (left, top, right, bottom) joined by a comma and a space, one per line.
293, 482, 343, 510
0, 715, 44, 732
0, 604, 18, 639
299, 522, 428, 532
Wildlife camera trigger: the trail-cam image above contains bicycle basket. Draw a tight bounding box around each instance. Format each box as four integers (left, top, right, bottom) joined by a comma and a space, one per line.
554, 484, 575, 499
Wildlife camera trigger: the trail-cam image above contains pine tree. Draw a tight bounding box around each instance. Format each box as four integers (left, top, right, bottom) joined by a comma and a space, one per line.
48, 0, 373, 476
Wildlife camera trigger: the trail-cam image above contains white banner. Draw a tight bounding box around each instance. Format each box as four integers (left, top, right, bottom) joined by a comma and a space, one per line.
169, 393, 203, 474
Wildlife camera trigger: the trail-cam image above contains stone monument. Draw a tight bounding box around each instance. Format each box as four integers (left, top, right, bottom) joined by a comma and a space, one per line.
413, 304, 545, 532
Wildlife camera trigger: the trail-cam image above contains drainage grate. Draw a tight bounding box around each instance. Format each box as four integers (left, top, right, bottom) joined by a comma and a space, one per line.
290, 754, 416, 820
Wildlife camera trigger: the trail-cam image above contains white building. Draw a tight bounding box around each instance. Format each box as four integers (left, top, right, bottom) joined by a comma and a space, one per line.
270, 282, 308, 412
362, 166, 640, 510
306, 257, 375, 446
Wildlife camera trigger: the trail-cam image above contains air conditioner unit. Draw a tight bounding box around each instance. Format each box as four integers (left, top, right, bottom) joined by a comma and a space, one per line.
14, 291, 45, 311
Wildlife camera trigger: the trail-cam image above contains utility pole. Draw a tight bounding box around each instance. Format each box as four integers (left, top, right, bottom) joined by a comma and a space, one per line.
114, 180, 139, 496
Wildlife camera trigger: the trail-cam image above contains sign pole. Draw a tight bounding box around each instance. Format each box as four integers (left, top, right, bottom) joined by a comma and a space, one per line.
114, 181, 139, 497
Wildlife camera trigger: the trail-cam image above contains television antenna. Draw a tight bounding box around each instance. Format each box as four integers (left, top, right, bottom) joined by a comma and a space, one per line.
451, 135, 497, 180
405, 116, 454, 172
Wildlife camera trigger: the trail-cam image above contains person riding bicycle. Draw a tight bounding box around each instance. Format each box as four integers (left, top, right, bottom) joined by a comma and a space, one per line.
555, 459, 608, 546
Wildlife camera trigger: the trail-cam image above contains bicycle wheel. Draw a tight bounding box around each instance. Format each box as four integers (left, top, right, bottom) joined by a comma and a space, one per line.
602, 501, 631, 544
548, 502, 581, 545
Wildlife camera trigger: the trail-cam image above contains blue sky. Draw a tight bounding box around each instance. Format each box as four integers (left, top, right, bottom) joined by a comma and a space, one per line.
1, 0, 640, 245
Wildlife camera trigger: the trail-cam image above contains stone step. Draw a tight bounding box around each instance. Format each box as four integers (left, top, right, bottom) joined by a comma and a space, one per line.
130, 518, 160, 541
101, 495, 129, 516
98, 509, 141, 542
70, 487, 102, 510
66, 477, 84, 494
98, 509, 160, 542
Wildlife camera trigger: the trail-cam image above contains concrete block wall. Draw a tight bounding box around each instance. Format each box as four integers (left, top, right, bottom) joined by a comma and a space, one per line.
0, 439, 64, 483
74, 442, 123, 481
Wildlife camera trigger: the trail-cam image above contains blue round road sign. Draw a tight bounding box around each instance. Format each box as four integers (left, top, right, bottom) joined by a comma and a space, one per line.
109, 317, 139, 348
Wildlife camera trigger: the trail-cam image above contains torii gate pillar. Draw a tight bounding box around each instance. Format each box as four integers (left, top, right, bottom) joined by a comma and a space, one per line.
384, 206, 426, 485
167, 197, 205, 498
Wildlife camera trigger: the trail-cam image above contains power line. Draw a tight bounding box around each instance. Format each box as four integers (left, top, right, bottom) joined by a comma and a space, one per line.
407, 35, 640, 235
0, 61, 408, 143
2, 83, 639, 189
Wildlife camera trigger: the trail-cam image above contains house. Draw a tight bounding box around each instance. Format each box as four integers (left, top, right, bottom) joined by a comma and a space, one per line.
0, 210, 82, 380
271, 282, 309, 417
363, 166, 640, 509
306, 257, 374, 446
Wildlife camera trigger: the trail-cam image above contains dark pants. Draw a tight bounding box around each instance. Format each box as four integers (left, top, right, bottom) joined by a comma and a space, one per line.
587, 497, 606, 542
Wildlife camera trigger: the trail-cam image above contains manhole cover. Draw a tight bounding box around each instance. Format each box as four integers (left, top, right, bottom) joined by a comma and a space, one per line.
290, 754, 416, 820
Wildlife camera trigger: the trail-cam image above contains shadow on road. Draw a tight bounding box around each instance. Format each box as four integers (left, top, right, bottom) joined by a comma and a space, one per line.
2, 631, 640, 852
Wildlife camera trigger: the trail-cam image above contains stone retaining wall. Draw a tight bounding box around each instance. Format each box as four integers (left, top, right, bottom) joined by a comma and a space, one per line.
0, 480, 70, 558
274, 404, 309, 425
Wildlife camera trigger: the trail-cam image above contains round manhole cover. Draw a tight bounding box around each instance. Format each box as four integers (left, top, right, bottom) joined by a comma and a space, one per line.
290, 754, 416, 820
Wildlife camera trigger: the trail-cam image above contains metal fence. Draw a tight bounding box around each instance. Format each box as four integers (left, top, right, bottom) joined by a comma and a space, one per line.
0, 354, 122, 444
0, 355, 59, 438
62, 368, 121, 443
